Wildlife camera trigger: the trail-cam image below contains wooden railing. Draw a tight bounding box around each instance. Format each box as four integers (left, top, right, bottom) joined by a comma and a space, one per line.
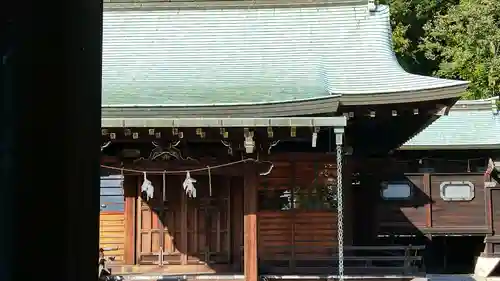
242, 245, 425, 275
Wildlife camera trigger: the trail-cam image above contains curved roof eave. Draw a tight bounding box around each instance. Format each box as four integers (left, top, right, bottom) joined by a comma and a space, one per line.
338, 83, 469, 106
102, 95, 341, 118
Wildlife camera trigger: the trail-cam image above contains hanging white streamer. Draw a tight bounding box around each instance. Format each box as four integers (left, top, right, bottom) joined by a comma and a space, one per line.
182, 171, 197, 198
141, 172, 154, 200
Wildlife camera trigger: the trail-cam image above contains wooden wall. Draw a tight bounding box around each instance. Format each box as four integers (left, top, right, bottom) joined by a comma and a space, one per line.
491, 189, 500, 234
99, 173, 128, 263
430, 174, 488, 232
108, 155, 497, 265
258, 212, 337, 260
257, 153, 344, 263
376, 175, 428, 235
372, 173, 490, 237
485, 188, 500, 255
100, 212, 126, 263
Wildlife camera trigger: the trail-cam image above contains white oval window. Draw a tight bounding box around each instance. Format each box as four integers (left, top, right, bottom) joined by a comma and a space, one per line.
439, 181, 475, 201
381, 182, 412, 200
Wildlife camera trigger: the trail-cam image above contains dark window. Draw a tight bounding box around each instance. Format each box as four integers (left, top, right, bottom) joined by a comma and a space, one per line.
258, 184, 293, 211
258, 166, 337, 211
381, 181, 412, 200
100, 174, 124, 212
440, 181, 475, 201
293, 183, 336, 210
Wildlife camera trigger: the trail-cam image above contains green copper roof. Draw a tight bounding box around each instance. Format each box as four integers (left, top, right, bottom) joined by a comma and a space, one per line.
402, 98, 500, 149
102, 2, 467, 107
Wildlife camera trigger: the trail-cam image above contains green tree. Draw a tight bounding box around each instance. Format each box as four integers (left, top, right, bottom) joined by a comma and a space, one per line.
381, 0, 458, 75
420, 0, 500, 99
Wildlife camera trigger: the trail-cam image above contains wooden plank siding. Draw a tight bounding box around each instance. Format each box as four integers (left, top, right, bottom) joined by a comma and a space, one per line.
258, 212, 337, 260
377, 175, 428, 234
430, 174, 488, 231
483, 188, 500, 255
99, 174, 126, 263
491, 189, 500, 234
100, 212, 126, 262
374, 173, 490, 236
256, 153, 342, 265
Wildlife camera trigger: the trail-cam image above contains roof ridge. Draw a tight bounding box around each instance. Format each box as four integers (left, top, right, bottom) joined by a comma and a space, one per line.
451, 96, 499, 113
104, 0, 369, 11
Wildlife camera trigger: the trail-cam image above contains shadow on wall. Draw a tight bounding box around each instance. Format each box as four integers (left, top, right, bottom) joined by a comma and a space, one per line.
352, 172, 431, 245
352, 169, 486, 274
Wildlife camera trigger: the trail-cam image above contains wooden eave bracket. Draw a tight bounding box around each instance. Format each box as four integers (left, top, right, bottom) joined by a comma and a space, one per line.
436, 105, 452, 116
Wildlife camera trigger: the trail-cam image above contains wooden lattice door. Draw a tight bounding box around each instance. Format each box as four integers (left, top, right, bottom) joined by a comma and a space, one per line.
186, 176, 231, 264
137, 175, 231, 265
137, 176, 183, 265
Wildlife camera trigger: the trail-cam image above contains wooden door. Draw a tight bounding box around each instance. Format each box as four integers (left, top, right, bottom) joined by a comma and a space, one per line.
137, 175, 231, 265
137, 176, 183, 265
186, 176, 231, 264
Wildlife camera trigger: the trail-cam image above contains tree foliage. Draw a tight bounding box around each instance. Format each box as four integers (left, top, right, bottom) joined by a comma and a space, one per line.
384, 0, 500, 99
381, 0, 458, 74
420, 0, 500, 99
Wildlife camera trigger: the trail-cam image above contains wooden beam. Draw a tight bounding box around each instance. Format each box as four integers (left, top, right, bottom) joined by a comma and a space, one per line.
423, 173, 432, 228
123, 175, 137, 264
244, 164, 258, 281
102, 159, 245, 176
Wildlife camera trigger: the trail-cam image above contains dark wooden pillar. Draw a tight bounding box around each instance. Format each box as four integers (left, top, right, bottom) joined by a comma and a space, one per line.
181, 186, 188, 265
343, 158, 353, 245
124, 175, 137, 264
231, 177, 244, 271
244, 164, 258, 281
423, 173, 432, 228
1, 0, 102, 280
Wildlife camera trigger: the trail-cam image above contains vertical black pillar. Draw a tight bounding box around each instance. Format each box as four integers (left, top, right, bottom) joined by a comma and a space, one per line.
1, 0, 102, 280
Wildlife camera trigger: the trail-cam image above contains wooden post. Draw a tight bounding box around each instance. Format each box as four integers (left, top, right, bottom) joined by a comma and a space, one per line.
231, 177, 244, 271
136, 177, 143, 263
124, 175, 137, 264
423, 173, 432, 228
244, 164, 258, 281
342, 159, 353, 245
181, 188, 188, 265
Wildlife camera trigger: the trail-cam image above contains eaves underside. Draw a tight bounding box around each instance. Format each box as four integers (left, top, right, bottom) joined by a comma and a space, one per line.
101, 84, 468, 118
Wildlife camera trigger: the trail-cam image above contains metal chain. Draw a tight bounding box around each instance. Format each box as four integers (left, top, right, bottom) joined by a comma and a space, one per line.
336, 144, 344, 281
